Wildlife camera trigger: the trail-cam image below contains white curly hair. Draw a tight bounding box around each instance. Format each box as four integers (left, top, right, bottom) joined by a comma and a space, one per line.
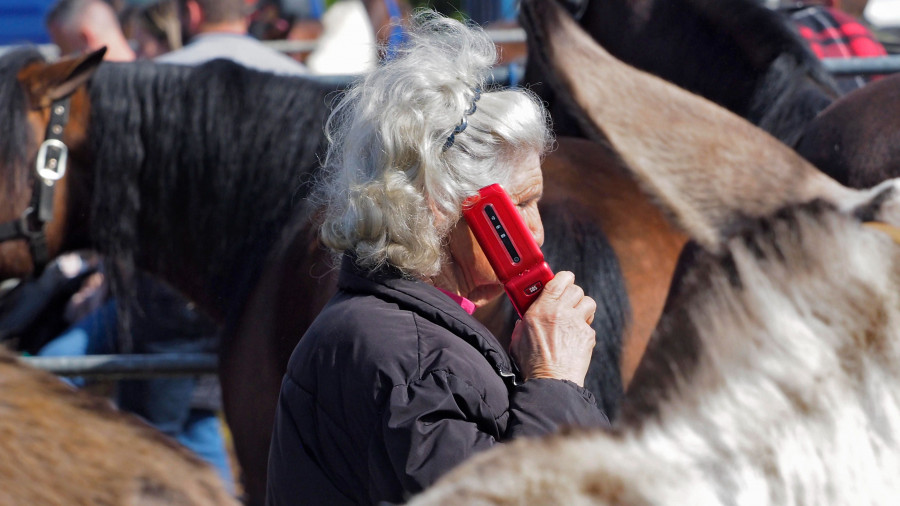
314, 11, 553, 279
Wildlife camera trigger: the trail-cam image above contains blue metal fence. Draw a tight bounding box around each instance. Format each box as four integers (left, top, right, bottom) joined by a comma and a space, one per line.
0, 0, 55, 46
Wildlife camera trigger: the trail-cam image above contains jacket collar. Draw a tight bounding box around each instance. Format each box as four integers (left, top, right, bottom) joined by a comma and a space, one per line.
337, 254, 520, 385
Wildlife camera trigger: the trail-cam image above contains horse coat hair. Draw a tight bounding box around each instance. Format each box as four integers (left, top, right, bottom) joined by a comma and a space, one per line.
0, 345, 238, 505
407, 201, 900, 505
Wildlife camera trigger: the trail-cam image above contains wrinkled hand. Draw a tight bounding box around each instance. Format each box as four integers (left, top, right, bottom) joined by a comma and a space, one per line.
509, 271, 597, 387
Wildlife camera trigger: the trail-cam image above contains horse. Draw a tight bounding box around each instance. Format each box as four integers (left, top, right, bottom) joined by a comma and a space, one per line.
527, 0, 841, 148
0, 46, 633, 504
406, 200, 900, 505
0, 48, 339, 504
550, 0, 900, 202
0, 344, 238, 505
793, 71, 900, 190
532, 0, 900, 201
402, 3, 900, 502
518, 0, 873, 389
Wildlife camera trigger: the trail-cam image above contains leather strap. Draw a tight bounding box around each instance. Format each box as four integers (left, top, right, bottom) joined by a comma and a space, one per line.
0, 96, 71, 275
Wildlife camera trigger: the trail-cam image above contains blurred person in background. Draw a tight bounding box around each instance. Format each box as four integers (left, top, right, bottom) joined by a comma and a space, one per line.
123, 0, 183, 59
302, 0, 410, 75
303, 0, 377, 74
363, 0, 409, 58
247, 0, 325, 64
46, 0, 137, 60
772, 0, 888, 92
249, 0, 324, 42
157, 0, 308, 74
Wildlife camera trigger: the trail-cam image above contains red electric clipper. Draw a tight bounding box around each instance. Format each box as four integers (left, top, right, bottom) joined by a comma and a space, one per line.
462, 184, 554, 317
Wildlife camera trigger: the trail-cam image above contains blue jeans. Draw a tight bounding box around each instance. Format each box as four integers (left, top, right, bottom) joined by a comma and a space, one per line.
38, 297, 234, 493
37, 299, 118, 387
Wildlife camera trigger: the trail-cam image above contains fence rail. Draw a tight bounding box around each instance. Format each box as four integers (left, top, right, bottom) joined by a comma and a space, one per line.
821, 55, 900, 74
22, 353, 218, 379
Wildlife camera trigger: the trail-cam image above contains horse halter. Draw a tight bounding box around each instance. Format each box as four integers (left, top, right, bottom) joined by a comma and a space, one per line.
0, 96, 71, 275
864, 221, 900, 246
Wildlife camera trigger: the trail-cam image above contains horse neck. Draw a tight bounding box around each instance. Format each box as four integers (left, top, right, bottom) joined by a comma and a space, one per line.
525, 0, 851, 250
579, 0, 836, 145
84, 63, 329, 322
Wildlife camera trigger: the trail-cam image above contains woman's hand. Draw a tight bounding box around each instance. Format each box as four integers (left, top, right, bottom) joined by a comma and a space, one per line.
509, 271, 597, 387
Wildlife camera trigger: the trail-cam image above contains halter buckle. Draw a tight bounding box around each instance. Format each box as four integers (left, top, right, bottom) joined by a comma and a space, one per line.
17, 207, 42, 237
35, 138, 68, 182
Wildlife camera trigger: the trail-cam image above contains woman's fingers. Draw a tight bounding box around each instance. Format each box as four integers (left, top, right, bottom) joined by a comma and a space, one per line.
540, 270, 575, 300
575, 295, 597, 325
541, 271, 596, 324
558, 281, 585, 308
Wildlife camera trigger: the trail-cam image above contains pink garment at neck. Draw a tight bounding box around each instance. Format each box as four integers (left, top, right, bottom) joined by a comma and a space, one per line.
436, 287, 476, 315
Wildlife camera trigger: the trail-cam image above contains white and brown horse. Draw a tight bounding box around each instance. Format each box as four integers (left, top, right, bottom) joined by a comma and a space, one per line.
406, 1, 900, 503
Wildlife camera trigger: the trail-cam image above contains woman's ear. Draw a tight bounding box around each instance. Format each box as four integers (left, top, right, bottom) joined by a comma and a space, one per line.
428, 198, 455, 236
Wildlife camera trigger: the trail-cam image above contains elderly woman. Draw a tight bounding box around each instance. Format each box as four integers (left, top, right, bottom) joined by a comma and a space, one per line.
266, 12, 610, 505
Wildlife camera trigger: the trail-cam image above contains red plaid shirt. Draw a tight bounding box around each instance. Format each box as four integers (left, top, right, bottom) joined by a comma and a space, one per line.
787, 5, 887, 92
793, 7, 886, 58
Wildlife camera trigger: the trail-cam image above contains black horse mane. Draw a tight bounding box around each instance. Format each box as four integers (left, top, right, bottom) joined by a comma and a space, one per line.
529, 0, 839, 146
539, 199, 628, 418
0, 48, 43, 203
86, 59, 340, 317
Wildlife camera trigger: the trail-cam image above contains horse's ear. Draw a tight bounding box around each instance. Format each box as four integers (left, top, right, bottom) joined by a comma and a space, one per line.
17, 47, 107, 109
520, 0, 856, 251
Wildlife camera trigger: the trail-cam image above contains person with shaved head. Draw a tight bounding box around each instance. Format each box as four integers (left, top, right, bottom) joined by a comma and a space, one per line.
46, 0, 137, 61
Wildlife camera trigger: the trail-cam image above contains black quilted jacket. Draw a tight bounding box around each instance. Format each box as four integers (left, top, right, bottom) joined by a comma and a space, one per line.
266, 255, 609, 505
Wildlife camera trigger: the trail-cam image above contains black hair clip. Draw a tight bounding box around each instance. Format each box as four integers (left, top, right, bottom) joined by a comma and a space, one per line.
443, 87, 482, 152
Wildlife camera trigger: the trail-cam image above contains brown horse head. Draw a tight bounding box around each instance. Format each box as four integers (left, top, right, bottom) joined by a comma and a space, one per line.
0, 48, 103, 280
795, 72, 900, 190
